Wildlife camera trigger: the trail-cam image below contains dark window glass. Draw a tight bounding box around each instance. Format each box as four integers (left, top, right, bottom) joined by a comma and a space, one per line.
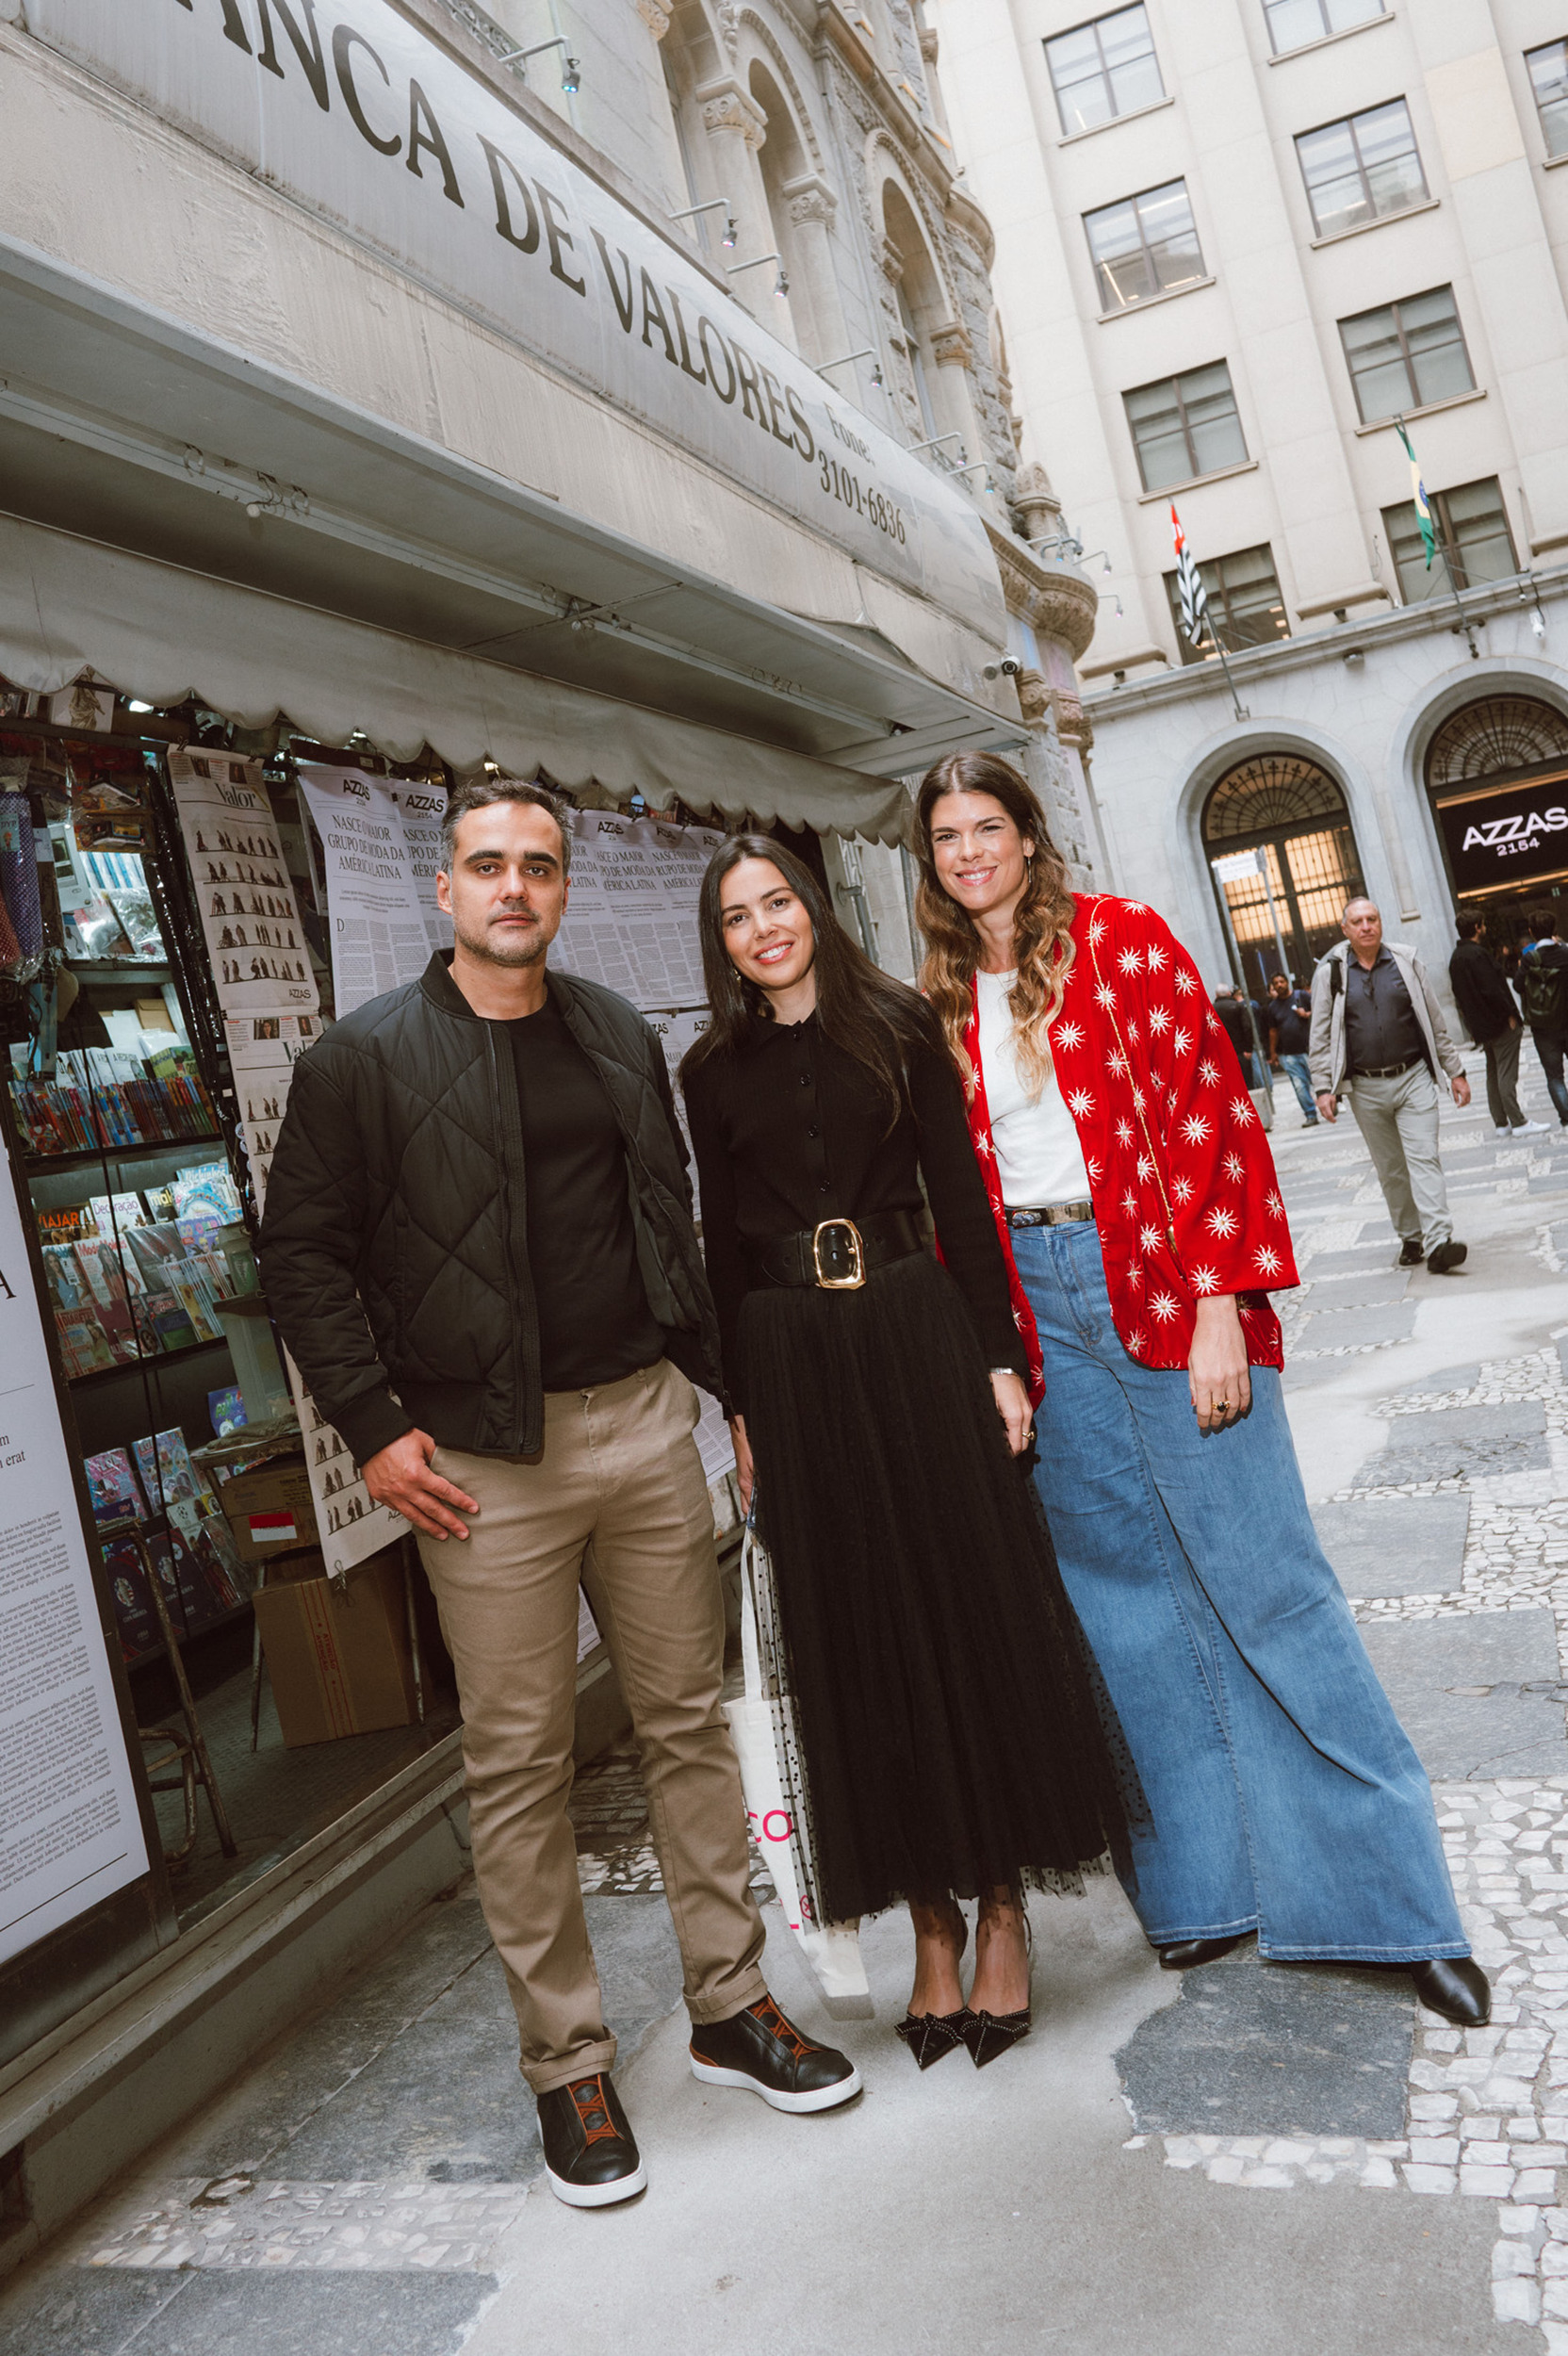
1044, 7, 1163, 136
1380, 476, 1518, 602
1264, 0, 1385, 57
1163, 544, 1289, 663
1124, 361, 1247, 492
1527, 39, 1568, 158
1339, 285, 1473, 423
1086, 180, 1205, 309
1296, 98, 1428, 238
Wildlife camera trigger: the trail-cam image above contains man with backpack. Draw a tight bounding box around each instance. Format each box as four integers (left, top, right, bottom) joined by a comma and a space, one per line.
1520, 913, 1568, 1126
1448, 915, 1546, 1139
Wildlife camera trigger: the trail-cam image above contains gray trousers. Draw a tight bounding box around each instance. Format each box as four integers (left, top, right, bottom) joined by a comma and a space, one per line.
1347, 1063, 1452, 1252
1482, 1024, 1525, 1130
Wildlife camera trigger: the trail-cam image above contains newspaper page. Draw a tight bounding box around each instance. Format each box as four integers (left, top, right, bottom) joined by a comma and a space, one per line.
296, 767, 432, 1020
286, 1347, 406, 1579
0, 1135, 149, 1963
553, 811, 723, 1010
168, 753, 318, 1017
221, 1013, 320, 1211
387, 780, 451, 959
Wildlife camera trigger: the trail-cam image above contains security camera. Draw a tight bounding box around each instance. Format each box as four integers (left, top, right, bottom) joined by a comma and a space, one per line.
983, 658, 1022, 679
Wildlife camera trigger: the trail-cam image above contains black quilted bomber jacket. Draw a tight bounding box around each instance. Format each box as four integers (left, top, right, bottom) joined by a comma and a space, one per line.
257, 954, 724, 1466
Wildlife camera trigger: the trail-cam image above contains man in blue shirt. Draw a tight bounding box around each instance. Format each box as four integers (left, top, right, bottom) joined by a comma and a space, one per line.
1265, 973, 1316, 1126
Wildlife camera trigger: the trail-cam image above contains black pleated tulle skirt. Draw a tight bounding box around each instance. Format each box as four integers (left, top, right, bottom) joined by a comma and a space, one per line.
740, 1247, 1140, 1924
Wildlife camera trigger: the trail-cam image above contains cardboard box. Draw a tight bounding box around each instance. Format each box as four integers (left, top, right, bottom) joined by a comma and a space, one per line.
253, 1547, 416, 1747
220, 1453, 317, 1563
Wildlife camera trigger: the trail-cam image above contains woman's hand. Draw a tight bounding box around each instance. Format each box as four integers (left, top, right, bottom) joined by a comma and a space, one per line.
989, 1369, 1034, 1456
1188, 1294, 1251, 1434
729, 1413, 756, 1513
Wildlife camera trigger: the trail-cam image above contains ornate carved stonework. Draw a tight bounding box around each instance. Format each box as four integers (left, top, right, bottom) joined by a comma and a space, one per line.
987, 522, 1099, 662
785, 172, 838, 226
929, 318, 973, 369
698, 79, 768, 148
1011, 458, 1063, 548
633, 0, 670, 36
1015, 667, 1050, 727
919, 25, 939, 61
879, 235, 906, 282
1052, 690, 1094, 752
717, 3, 742, 58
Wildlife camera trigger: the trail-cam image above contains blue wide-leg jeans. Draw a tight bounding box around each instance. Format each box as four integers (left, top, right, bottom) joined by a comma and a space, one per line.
1012, 1221, 1467, 1962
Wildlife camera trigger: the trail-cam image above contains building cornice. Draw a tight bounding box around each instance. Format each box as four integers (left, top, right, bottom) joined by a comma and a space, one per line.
985, 525, 1099, 659
1083, 564, 1568, 721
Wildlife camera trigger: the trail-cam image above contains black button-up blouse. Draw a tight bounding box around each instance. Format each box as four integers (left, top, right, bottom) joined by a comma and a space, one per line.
682, 1006, 1023, 1410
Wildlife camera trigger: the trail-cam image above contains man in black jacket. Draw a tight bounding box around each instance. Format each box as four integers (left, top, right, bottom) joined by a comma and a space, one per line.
260, 780, 856, 2211
1448, 915, 1546, 1138
1520, 912, 1568, 1126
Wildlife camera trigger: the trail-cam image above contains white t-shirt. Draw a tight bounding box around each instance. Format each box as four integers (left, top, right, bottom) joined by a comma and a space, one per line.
974, 969, 1091, 1207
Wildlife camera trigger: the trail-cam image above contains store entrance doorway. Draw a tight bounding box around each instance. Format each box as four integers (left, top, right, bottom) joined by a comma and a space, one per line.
1201, 752, 1365, 990
1426, 695, 1568, 968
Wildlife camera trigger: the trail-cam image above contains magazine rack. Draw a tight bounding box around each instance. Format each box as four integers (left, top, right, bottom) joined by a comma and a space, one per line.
100, 1513, 237, 1863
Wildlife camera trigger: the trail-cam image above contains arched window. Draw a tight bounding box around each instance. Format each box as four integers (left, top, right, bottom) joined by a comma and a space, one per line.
1425, 695, 1568, 789
882, 183, 960, 454
748, 62, 808, 351
1201, 753, 1364, 985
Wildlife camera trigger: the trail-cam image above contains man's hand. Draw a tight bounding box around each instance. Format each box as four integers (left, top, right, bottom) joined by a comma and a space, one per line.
1188, 1294, 1251, 1434
1452, 1074, 1472, 1107
362, 1429, 478, 1540
1315, 1090, 1338, 1124
989, 1369, 1034, 1456
729, 1413, 755, 1514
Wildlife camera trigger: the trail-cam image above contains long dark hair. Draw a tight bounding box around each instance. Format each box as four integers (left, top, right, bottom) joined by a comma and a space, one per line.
681, 833, 931, 1121
913, 753, 1078, 1097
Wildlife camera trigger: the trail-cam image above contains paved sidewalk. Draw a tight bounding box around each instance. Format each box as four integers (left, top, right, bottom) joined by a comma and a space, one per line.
8, 1047, 1568, 2354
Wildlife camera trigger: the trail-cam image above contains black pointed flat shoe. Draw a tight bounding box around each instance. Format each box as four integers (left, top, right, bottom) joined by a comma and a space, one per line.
961, 2007, 1032, 2068
895, 2008, 972, 2070
1411, 1958, 1491, 2027
1157, 1935, 1250, 1972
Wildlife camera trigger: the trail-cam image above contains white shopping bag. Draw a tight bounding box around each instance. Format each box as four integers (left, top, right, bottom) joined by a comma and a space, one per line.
725, 1523, 868, 2001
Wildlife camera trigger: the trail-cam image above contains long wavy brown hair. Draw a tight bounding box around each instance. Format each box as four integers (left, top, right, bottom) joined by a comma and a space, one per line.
913, 753, 1078, 1098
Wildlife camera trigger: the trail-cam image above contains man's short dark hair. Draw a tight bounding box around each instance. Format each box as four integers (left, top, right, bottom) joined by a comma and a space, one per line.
441, 778, 571, 875
1536, 912, 1560, 938
1456, 914, 1481, 940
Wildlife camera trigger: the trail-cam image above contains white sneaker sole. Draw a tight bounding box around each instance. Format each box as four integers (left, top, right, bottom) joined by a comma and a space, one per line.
545, 2160, 647, 2208
688, 2054, 862, 2112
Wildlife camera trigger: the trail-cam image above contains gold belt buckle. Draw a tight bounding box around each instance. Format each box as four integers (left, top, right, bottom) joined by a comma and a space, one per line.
811, 1218, 866, 1290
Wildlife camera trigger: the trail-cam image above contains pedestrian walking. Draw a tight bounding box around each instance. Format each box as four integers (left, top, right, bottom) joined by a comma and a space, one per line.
681, 835, 1135, 2072
1448, 914, 1546, 1139
1309, 896, 1471, 1271
914, 751, 1488, 2030
259, 778, 858, 2212
1265, 973, 1317, 1126
1212, 984, 1260, 1088
1519, 911, 1568, 1127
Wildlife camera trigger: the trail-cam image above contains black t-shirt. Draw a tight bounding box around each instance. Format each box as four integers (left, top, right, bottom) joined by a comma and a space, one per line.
1268, 990, 1312, 1055
508, 1001, 663, 1391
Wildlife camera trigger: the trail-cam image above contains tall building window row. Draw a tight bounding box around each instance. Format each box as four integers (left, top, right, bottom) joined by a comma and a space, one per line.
1264, 0, 1385, 59
1163, 544, 1289, 663
1044, 6, 1164, 138
1527, 40, 1568, 158
1380, 476, 1518, 604
1296, 98, 1428, 240
1339, 284, 1474, 424
1123, 360, 1248, 492
1085, 180, 1205, 311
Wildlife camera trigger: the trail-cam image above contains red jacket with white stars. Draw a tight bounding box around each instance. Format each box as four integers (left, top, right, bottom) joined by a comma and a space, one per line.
960, 892, 1298, 1405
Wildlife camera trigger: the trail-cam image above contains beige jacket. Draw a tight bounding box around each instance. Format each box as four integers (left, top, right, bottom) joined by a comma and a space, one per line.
1308, 939, 1463, 1098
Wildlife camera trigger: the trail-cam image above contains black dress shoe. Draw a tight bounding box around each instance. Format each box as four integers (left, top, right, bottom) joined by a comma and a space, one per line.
1398, 1238, 1426, 1268
960, 2007, 1032, 2068
1411, 1958, 1491, 2027
689, 1993, 861, 2112
895, 2009, 972, 2070
1157, 1934, 1250, 1971
537, 2072, 646, 2208
1427, 1239, 1468, 1274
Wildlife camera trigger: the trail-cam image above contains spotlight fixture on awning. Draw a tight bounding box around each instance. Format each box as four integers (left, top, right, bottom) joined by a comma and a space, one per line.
497, 34, 580, 95
669, 196, 739, 249
819, 349, 884, 389
727, 252, 789, 298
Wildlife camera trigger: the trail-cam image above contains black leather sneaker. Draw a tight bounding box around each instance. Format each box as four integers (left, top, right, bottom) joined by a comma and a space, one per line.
537, 2072, 646, 2208
689, 1994, 861, 2113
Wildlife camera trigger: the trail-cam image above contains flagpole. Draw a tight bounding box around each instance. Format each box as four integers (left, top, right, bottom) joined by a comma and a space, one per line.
1395, 412, 1478, 658
1203, 621, 1250, 723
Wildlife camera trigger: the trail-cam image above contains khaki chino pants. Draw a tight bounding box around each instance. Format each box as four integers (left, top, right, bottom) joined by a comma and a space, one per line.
1347, 1064, 1452, 1255
417, 1359, 767, 2093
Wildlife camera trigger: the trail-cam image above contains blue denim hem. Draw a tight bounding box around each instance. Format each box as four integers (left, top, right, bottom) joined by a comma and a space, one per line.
1144, 1912, 1260, 1943
1256, 1939, 1472, 1963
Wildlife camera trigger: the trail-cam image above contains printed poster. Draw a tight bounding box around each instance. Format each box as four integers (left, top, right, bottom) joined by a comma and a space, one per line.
296, 767, 432, 1020
286, 1347, 405, 1579
168, 753, 318, 1016
0, 1136, 149, 1963
553, 811, 722, 1010
221, 1013, 319, 1211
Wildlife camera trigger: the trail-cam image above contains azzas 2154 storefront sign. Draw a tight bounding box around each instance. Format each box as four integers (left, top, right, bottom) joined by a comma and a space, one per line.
27, 0, 1000, 638
1435, 772, 1568, 896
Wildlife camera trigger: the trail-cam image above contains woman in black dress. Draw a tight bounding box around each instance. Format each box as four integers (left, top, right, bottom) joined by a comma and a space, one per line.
681, 835, 1134, 2068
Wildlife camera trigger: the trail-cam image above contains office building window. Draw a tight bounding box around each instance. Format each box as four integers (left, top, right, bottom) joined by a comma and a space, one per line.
1380, 476, 1518, 602
1527, 40, 1568, 158
1163, 545, 1288, 663
1296, 99, 1428, 239
1264, 0, 1384, 58
1086, 180, 1205, 309
1124, 362, 1247, 492
1044, 7, 1163, 137
1339, 285, 1473, 422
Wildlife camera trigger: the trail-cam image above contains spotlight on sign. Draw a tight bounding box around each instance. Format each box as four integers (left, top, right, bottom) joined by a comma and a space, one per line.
775, 266, 790, 297
562, 54, 581, 92
723, 215, 739, 249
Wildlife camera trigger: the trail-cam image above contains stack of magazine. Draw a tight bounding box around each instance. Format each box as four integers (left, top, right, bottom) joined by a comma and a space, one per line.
41, 1162, 244, 1377
85, 1424, 255, 1659
9, 1044, 216, 1156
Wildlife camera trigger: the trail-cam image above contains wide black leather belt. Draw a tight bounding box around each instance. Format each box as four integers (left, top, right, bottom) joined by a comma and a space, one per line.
1354, 1056, 1423, 1079
745, 1208, 923, 1292
1006, 1201, 1094, 1228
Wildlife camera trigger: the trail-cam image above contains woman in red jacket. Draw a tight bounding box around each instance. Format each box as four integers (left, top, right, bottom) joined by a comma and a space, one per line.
915, 750, 1486, 2028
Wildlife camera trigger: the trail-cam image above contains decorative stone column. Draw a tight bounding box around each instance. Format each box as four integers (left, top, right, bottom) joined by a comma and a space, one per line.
694, 76, 772, 289
782, 172, 848, 359
987, 521, 1111, 887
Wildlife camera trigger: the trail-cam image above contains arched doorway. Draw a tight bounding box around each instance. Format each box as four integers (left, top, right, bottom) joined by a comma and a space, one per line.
1425, 694, 1568, 952
1201, 752, 1365, 987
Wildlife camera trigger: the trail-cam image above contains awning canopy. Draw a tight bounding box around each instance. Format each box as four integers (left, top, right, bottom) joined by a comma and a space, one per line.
0, 514, 920, 843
